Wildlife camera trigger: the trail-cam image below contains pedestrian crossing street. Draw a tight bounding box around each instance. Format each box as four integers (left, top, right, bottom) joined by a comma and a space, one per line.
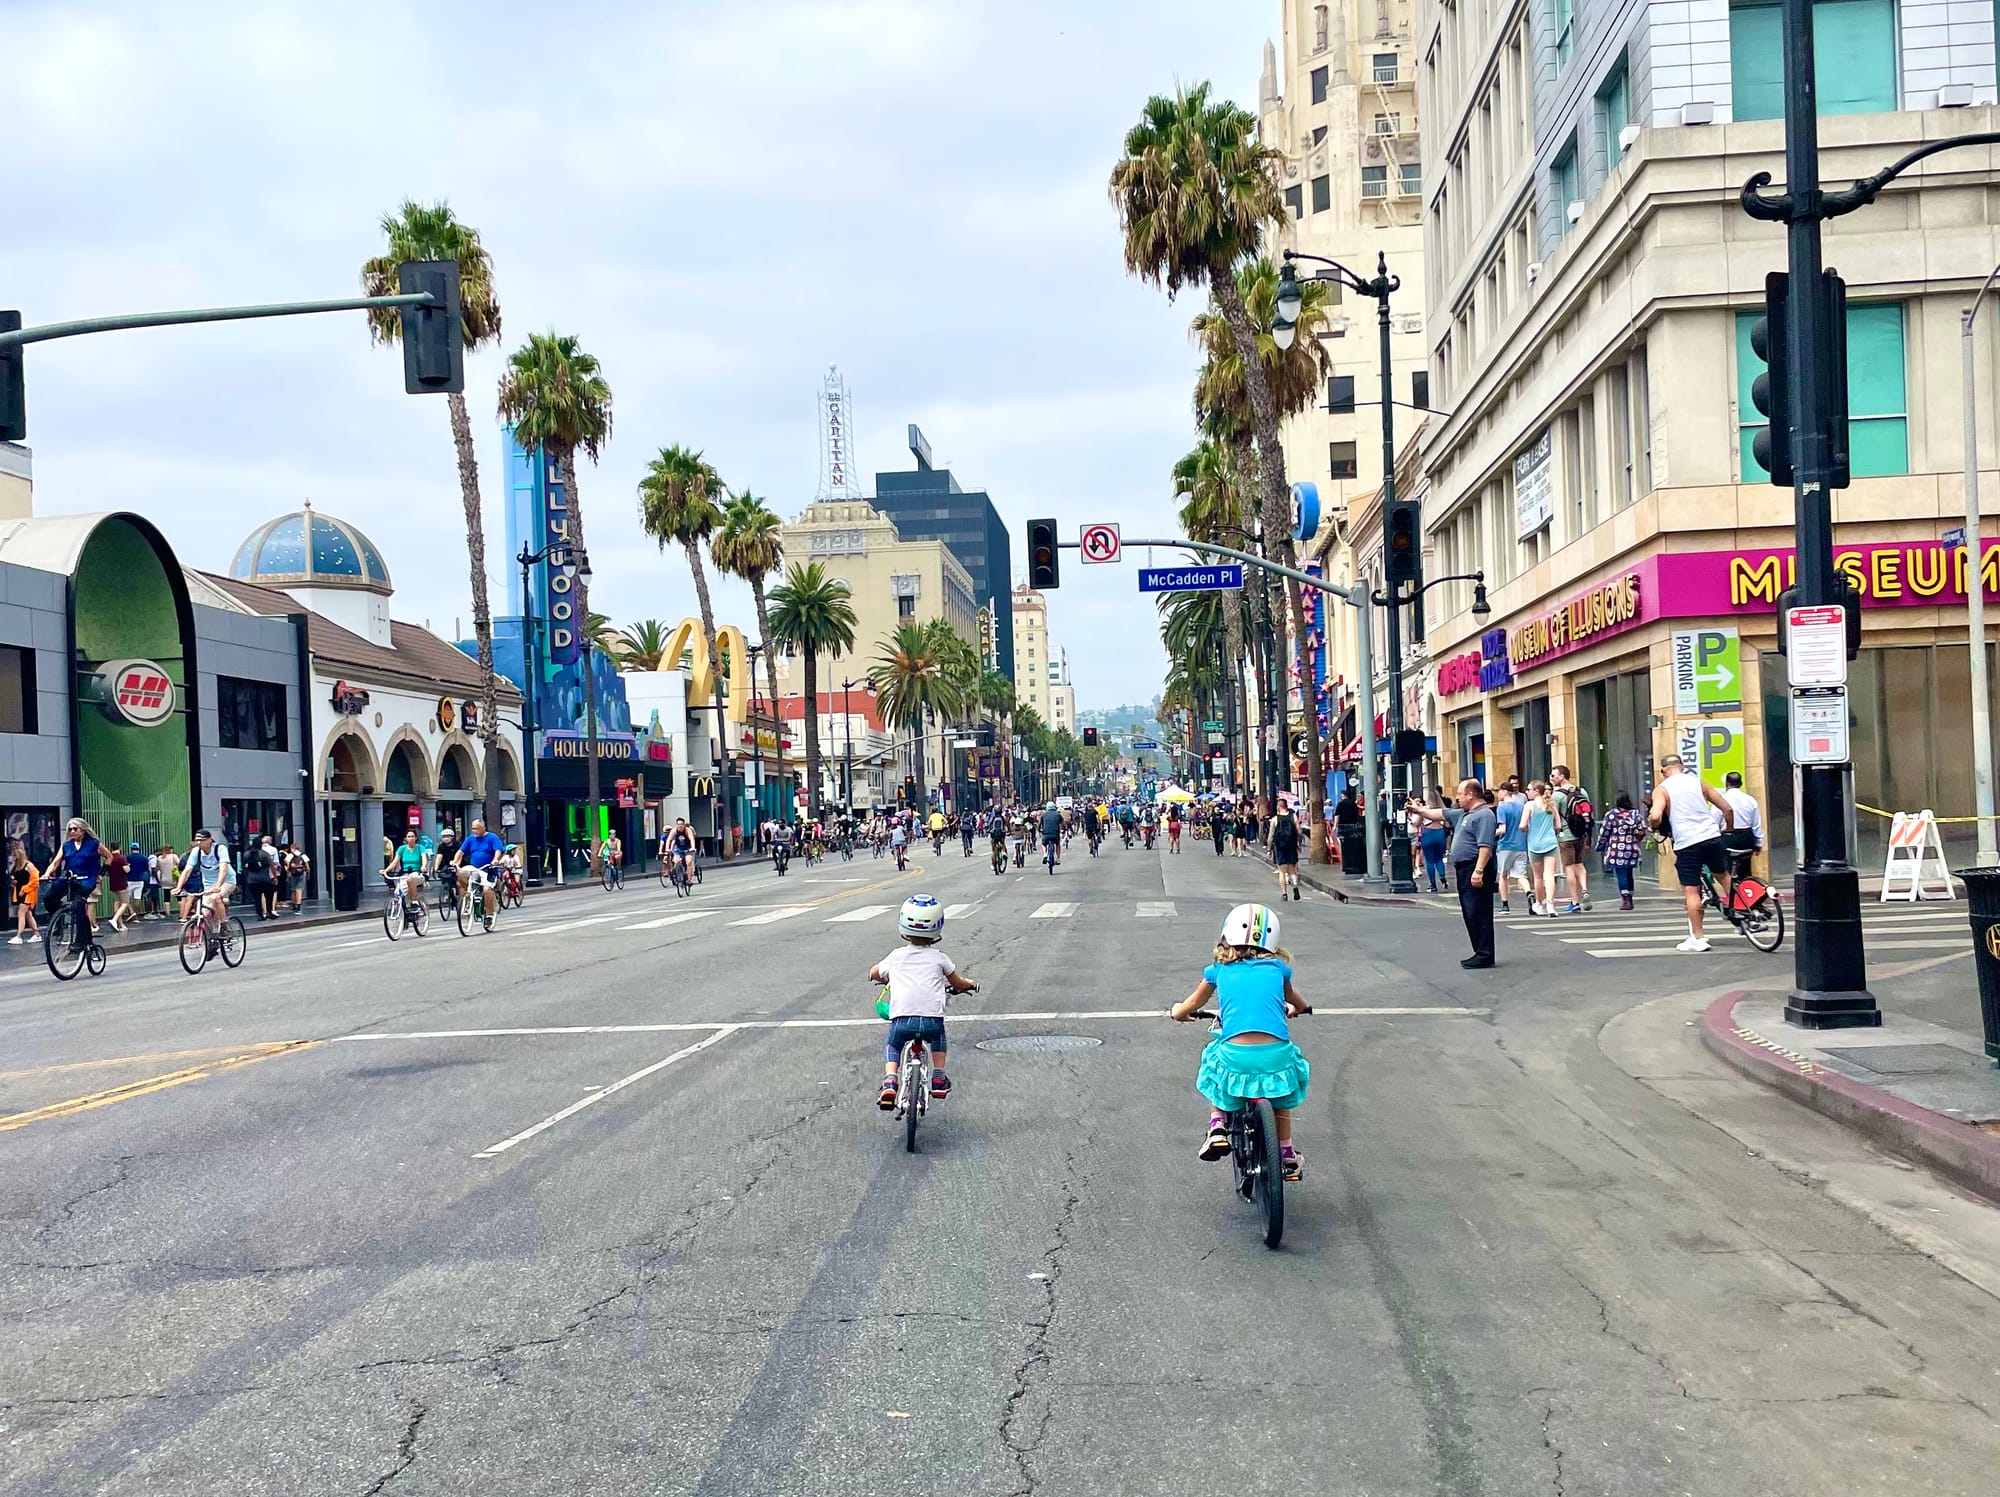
1496, 896, 1975, 960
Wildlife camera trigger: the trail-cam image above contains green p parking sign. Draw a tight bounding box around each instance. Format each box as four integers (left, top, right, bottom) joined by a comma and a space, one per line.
1672, 628, 1741, 714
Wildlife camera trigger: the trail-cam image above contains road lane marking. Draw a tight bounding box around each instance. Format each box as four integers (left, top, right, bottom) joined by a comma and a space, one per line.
0, 1041, 314, 1132
336, 1006, 1491, 1044
472, 1025, 743, 1159
515, 913, 625, 937
1135, 901, 1177, 918
730, 906, 812, 926
825, 905, 893, 924
1030, 902, 1078, 919
942, 903, 979, 919
621, 911, 720, 931
0, 1044, 301, 1082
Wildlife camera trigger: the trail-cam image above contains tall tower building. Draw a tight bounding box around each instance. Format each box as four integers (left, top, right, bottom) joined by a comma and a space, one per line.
1258, 1, 1428, 516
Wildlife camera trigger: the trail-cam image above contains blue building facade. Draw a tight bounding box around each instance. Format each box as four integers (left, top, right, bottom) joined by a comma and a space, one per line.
870, 458, 1015, 684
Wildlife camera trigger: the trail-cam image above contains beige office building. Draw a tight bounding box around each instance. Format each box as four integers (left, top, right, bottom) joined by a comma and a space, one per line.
774, 500, 980, 793
1012, 585, 1054, 724
1414, 0, 2000, 873
1259, 0, 1428, 515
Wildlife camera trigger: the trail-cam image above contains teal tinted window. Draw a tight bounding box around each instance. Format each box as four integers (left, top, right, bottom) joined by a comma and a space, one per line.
1730, 1, 1897, 122
1736, 301, 1907, 479
1599, 60, 1630, 166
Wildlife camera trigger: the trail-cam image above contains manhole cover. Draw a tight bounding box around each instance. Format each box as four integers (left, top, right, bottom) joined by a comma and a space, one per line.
974, 1035, 1104, 1054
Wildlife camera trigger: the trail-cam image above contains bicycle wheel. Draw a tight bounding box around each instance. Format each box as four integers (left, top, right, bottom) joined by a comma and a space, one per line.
220, 916, 247, 968
601, 863, 617, 891
411, 896, 430, 937
1738, 893, 1785, 953
384, 894, 402, 941
178, 917, 208, 974
43, 911, 85, 982
85, 943, 106, 977
1250, 1099, 1285, 1250
903, 1048, 925, 1154
456, 890, 473, 937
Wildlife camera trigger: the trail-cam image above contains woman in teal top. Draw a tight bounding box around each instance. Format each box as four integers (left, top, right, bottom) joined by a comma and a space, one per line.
1171, 903, 1312, 1181
383, 829, 427, 907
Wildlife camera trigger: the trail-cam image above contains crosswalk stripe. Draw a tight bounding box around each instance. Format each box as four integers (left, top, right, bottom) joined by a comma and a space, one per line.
621, 911, 718, 931
517, 913, 623, 936
1030, 902, 1079, 919
1136, 901, 1177, 918
729, 906, 811, 926
943, 904, 978, 920
826, 905, 893, 924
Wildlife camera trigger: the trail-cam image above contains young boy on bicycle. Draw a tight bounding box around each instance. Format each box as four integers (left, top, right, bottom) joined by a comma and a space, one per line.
869, 894, 977, 1108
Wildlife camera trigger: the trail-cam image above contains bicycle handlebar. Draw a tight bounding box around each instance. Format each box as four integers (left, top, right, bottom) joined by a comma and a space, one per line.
1179, 1005, 1311, 1021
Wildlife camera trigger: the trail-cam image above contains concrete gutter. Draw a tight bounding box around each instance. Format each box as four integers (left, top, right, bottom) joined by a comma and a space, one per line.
1700, 989, 2000, 1207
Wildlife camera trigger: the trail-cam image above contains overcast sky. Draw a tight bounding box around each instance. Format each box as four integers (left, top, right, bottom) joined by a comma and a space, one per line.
6, 1, 1268, 711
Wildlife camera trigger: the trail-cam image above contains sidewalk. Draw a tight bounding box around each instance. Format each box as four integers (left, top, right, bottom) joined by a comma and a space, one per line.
1701, 955, 2000, 1205
0, 853, 772, 966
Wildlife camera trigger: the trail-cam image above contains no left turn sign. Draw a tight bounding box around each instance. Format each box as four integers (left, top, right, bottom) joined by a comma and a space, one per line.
1079, 523, 1121, 563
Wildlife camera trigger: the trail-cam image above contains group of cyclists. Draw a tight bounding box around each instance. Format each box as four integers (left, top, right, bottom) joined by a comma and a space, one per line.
383, 819, 515, 927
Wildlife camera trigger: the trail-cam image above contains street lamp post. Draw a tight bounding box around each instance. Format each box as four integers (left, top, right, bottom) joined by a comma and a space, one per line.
1961, 266, 2000, 867
842, 676, 858, 812
1278, 249, 1411, 885
515, 539, 579, 886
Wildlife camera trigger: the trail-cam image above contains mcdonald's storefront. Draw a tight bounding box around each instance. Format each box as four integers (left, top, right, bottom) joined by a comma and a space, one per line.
1431, 534, 2000, 881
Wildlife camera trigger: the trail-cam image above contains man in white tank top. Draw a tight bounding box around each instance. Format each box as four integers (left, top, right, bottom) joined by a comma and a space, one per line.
1646, 754, 1737, 952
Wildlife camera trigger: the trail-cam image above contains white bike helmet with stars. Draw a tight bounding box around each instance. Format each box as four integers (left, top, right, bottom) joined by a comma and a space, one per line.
1219, 902, 1282, 953
898, 894, 946, 939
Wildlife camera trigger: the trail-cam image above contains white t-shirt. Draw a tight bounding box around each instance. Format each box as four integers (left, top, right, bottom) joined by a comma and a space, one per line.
878, 944, 957, 1019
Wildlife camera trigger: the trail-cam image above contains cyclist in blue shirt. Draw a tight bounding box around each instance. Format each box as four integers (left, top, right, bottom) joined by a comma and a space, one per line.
42, 817, 103, 953
454, 818, 506, 924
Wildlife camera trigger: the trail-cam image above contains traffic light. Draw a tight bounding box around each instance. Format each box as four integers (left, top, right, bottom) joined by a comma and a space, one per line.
397, 260, 465, 395
1083, 727, 1098, 747
1384, 499, 1420, 585
1027, 518, 1060, 589
1822, 269, 1850, 489
1749, 271, 1791, 485
0, 311, 22, 443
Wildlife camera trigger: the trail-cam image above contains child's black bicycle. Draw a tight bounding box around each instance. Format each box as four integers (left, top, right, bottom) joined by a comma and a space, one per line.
1184, 1007, 1311, 1250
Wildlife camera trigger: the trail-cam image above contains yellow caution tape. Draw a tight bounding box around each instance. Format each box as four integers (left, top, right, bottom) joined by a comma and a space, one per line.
1854, 802, 2000, 823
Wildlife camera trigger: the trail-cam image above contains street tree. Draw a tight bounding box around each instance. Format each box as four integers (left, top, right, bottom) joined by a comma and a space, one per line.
712, 490, 787, 799
767, 560, 857, 820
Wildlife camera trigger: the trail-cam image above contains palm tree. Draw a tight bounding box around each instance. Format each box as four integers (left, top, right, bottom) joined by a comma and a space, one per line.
497, 333, 613, 859
1113, 86, 1338, 850
614, 618, 673, 671
977, 670, 1015, 724
712, 490, 787, 798
637, 445, 735, 844
869, 620, 976, 805
768, 560, 859, 818
362, 201, 505, 826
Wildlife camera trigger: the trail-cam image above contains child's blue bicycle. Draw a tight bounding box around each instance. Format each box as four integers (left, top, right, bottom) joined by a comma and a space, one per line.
1187, 1007, 1310, 1250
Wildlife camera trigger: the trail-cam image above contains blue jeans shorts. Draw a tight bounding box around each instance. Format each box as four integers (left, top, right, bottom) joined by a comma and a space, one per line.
885, 1015, 946, 1063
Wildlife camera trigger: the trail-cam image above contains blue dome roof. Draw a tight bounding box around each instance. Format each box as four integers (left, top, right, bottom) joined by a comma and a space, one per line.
230, 506, 391, 594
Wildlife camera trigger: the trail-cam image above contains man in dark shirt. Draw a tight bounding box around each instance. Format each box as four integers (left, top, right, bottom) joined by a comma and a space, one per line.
1449, 778, 1498, 969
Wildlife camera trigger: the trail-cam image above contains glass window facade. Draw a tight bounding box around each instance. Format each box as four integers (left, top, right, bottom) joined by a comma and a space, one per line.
1730, 1, 1897, 121
0, 645, 35, 735
217, 676, 287, 752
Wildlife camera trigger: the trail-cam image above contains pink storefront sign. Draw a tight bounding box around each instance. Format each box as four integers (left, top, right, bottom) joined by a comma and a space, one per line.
1655, 540, 2000, 615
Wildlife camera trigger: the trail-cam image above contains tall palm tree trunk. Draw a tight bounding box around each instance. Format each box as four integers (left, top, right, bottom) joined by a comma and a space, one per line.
801, 647, 823, 823
447, 391, 504, 833
684, 539, 734, 850
1212, 269, 1329, 861
751, 581, 788, 817
1229, 425, 1279, 806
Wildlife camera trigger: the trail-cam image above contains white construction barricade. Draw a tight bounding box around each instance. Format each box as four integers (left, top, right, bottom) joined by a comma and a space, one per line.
1880, 809, 1955, 902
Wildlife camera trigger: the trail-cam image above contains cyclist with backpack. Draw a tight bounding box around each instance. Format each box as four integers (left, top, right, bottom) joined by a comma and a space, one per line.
1550, 765, 1594, 913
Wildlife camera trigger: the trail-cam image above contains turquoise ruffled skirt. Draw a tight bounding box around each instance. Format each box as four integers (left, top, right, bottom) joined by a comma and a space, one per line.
1196, 1037, 1310, 1113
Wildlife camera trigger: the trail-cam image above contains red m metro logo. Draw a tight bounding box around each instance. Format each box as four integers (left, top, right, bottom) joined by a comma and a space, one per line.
96, 658, 176, 726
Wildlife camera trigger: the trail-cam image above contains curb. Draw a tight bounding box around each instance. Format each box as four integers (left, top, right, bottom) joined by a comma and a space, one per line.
1698, 989, 2000, 1207
1246, 844, 1436, 910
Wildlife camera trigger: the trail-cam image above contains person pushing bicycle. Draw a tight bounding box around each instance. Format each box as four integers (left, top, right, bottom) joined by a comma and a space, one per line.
1170, 903, 1311, 1181
870, 895, 978, 1109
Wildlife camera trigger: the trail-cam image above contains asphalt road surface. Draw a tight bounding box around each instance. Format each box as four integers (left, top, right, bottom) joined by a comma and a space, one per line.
4, 838, 1998, 1495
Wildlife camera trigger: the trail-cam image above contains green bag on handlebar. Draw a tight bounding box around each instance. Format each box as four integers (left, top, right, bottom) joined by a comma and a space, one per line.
875, 988, 891, 1021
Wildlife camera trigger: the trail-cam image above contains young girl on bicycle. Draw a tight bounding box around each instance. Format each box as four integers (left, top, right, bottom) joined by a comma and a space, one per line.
1170, 903, 1311, 1181
869, 895, 977, 1109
